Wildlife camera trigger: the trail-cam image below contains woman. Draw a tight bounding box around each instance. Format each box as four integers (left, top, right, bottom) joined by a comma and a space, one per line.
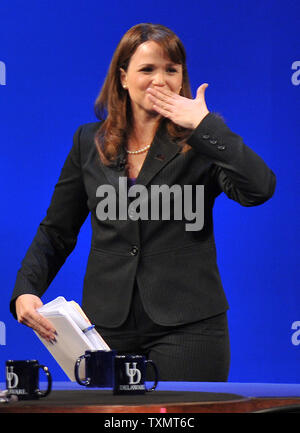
11, 23, 276, 381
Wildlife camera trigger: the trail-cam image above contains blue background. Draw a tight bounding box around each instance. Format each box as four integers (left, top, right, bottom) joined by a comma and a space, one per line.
0, 0, 299, 383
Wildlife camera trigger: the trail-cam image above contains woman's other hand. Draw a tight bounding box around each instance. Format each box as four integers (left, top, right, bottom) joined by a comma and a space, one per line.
15, 294, 57, 342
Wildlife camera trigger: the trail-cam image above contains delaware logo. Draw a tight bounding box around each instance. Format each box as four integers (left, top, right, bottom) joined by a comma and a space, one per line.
125, 362, 142, 385
6, 366, 19, 389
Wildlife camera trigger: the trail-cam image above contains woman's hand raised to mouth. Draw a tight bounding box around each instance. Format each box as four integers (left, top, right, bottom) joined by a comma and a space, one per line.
146, 83, 210, 130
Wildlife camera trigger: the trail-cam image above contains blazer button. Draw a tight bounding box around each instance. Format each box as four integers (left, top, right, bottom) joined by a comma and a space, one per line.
209, 139, 218, 145
130, 245, 139, 256
202, 133, 210, 139
217, 144, 226, 150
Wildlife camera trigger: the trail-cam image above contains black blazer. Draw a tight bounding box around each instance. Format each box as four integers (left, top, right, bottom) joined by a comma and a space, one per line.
10, 113, 276, 327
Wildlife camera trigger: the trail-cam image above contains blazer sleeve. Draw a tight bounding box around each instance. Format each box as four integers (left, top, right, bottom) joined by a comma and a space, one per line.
10, 125, 90, 318
187, 113, 276, 206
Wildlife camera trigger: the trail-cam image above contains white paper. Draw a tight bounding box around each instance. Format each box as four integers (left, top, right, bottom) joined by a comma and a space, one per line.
35, 297, 110, 381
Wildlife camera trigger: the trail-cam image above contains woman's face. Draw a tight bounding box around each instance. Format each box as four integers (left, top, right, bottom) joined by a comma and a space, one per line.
120, 40, 183, 118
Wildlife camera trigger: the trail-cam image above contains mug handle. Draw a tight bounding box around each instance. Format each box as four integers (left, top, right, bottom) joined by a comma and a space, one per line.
74, 354, 90, 386
145, 360, 159, 392
36, 365, 52, 397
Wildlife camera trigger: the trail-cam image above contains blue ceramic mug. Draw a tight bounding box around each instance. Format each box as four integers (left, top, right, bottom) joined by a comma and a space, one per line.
6, 360, 52, 400
113, 354, 159, 395
74, 350, 116, 387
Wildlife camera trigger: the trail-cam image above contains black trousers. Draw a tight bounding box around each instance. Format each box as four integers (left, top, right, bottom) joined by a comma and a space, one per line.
95, 281, 230, 382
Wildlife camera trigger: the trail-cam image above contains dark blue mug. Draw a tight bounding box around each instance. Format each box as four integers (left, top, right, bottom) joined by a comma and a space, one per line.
74, 350, 116, 387
6, 360, 52, 400
113, 354, 159, 395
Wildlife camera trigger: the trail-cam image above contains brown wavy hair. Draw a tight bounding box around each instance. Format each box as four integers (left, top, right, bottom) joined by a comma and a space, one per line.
94, 23, 193, 166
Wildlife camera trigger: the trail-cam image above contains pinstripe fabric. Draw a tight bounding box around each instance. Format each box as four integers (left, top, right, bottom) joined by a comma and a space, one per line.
96, 280, 230, 381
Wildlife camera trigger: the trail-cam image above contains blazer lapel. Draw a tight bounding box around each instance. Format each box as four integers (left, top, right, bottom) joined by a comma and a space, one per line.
136, 125, 181, 188
98, 123, 181, 192
98, 148, 127, 194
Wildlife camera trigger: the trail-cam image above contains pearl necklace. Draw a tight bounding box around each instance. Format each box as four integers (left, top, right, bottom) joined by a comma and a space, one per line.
126, 144, 151, 154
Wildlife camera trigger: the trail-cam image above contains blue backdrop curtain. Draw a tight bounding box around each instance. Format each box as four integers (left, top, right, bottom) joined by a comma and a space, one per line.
0, 0, 299, 383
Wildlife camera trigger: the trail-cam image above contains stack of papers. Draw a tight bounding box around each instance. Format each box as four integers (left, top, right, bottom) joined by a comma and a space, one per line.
35, 296, 110, 381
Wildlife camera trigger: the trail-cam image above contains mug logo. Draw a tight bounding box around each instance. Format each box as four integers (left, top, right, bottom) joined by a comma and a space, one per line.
125, 362, 141, 385
6, 366, 19, 389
